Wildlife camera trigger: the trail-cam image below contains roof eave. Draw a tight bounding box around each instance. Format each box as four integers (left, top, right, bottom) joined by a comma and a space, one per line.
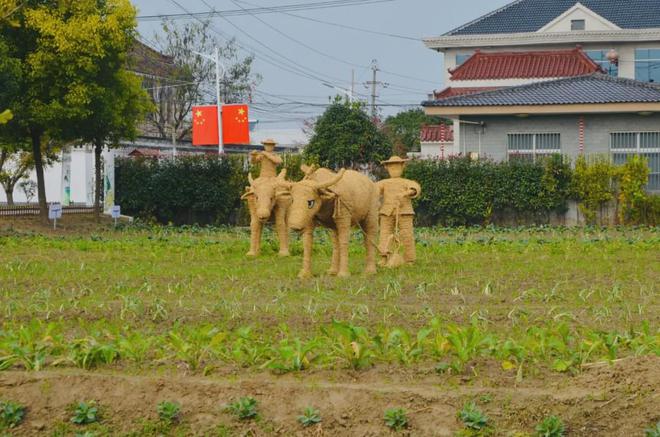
423, 28, 660, 51
422, 103, 660, 116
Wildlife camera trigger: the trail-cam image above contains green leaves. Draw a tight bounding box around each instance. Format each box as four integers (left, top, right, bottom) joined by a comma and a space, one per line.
157, 401, 181, 425
384, 408, 408, 431
71, 401, 99, 425
0, 109, 11, 125
0, 400, 25, 429
226, 397, 258, 421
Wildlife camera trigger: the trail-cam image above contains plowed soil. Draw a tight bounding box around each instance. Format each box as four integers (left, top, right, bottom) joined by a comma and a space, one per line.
2, 356, 658, 436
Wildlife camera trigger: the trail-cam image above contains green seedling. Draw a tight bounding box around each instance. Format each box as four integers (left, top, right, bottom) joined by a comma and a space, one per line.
298, 407, 321, 427
535, 415, 565, 437
645, 421, 660, 437
0, 401, 26, 429
384, 408, 408, 431
458, 402, 489, 431
71, 401, 99, 425
157, 401, 181, 425
226, 397, 258, 420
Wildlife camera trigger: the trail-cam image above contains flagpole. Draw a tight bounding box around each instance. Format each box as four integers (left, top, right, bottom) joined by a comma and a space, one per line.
215, 47, 224, 155
193, 49, 226, 155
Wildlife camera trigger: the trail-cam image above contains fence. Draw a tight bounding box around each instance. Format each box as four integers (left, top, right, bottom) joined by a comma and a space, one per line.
0, 203, 96, 217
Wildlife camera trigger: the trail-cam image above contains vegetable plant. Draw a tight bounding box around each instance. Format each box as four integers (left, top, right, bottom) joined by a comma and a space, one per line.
645, 421, 660, 437
458, 402, 489, 431
0, 400, 26, 429
535, 415, 565, 437
157, 401, 181, 425
226, 397, 258, 420
384, 408, 408, 431
298, 407, 322, 427
71, 401, 99, 425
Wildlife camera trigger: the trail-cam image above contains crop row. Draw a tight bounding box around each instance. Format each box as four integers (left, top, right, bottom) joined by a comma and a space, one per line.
0, 319, 658, 375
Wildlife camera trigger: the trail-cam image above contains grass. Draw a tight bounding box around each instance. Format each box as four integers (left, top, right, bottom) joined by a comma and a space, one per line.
0, 225, 658, 377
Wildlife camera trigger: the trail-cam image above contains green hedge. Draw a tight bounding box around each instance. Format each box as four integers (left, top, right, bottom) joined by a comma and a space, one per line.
116, 154, 308, 225
404, 156, 572, 226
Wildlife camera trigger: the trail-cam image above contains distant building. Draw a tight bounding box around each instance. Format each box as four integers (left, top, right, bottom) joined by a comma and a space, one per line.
420, 0, 660, 191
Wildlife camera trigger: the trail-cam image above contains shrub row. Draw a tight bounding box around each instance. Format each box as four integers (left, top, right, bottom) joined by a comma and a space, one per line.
116, 154, 659, 226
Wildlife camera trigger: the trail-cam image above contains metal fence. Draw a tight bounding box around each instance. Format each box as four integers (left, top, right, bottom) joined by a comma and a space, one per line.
0, 203, 96, 217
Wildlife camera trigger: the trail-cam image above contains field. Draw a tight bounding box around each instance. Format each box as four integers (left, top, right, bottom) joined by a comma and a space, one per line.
0, 217, 659, 436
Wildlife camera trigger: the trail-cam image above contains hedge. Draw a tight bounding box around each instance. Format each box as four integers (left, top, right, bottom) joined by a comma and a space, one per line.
404, 156, 572, 226
116, 154, 657, 226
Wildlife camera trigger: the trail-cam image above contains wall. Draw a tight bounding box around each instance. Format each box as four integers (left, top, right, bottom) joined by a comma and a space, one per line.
458, 112, 660, 161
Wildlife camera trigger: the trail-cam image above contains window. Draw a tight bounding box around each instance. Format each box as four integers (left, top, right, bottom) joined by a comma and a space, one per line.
571, 19, 586, 31
635, 49, 660, 83
508, 133, 561, 162
611, 132, 660, 190
586, 50, 619, 77
455, 53, 473, 66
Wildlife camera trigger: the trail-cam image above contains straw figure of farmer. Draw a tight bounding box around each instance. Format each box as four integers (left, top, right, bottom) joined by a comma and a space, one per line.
242, 139, 291, 257
376, 156, 421, 267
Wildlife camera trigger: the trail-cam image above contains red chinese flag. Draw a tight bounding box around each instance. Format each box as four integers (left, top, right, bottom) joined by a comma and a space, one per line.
192, 105, 219, 146
222, 104, 250, 145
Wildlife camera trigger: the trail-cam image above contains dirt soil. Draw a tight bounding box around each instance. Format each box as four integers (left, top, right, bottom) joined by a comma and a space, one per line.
0, 215, 121, 236
1, 356, 658, 436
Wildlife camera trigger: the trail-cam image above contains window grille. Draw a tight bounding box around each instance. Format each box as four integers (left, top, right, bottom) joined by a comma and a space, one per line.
508, 133, 561, 162
611, 132, 660, 190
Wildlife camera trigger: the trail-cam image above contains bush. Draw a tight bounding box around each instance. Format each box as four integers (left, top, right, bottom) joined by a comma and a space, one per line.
405, 156, 571, 226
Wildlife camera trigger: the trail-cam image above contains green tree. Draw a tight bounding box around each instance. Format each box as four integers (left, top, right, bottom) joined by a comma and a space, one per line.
383, 108, 445, 156
304, 98, 392, 168
0, 0, 143, 219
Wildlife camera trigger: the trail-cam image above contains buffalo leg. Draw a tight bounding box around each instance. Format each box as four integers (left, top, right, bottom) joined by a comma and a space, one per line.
327, 230, 340, 275
246, 197, 262, 257
274, 204, 290, 257
336, 218, 351, 277
298, 226, 314, 279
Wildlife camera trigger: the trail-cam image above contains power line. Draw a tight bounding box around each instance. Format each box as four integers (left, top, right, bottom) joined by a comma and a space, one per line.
138, 0, 393, 22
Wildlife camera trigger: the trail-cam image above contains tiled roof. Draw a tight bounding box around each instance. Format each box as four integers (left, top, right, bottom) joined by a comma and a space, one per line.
420, 124, 454, 142
434, 87, 500, 99
422, 74, 660, 107
446, 0, 660, 36
128, 40, 179, 78
449, 48, 604, 80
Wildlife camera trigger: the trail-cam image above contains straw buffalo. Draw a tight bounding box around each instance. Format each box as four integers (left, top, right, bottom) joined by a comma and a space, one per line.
242, 170, 291, 257
282, 166, 379, 278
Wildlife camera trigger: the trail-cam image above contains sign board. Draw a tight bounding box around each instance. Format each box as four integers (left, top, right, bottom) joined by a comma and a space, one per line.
111, 205, 121, 219
48, 203, 63, 220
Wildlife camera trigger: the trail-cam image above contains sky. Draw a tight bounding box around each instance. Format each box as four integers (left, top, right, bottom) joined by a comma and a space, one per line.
133, 0, 511, 130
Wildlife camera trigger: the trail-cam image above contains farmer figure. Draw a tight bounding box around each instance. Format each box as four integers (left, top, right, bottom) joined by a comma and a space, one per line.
250, 138, 282, 178
377, 156, 421, 266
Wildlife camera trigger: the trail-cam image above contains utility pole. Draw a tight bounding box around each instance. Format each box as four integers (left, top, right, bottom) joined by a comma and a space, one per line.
364, 59, 388, 121
193, 48, 226, 155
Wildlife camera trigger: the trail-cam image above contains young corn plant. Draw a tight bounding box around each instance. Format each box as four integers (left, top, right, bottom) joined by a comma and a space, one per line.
535, 415, 565, 437
298, 407, 322, 427
264, 338, 319, 373
157, 401, 181, 425
167, 325, 227, 372
71, 401, 99, 425
446, 321, 494, 373
458, 402, 490, 433
66, 336, 119, 370
0, 400, 26, 429
226, 397, 258, 421
384, 408, 409, 431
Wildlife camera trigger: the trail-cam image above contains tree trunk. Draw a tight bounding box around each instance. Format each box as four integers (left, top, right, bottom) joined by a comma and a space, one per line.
94, 139, 103, 221
31, 130, 48, 222
5, 188, 14, 206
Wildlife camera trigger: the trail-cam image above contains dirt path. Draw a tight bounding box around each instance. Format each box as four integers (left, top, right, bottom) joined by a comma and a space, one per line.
1, 356, 658, 436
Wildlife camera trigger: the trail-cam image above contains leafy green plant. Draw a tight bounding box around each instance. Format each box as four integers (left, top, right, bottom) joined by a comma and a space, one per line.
535, 415, 565, 437
298, 407, 322, 427
264, 338, 319, 373
325, 321, 375, 370
71, 401, 99, 425
167, 325, 227, 372
645, 421, 660, 437
157, 401, 181, 425
458, 402, 489, 431
226, 397, 258, 420
384, 408, 408, 431
0, 400, 26, 429
67, 336, 119, 370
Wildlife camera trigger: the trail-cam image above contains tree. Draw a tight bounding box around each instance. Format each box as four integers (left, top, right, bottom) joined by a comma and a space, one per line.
0, 0, 146, 219
0, 147, 32, 205
149, 19, 260, 141
304, 98, 392, 168
382, 108, 446, 156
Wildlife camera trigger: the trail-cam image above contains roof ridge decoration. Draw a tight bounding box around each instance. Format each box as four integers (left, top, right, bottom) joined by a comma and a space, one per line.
422, 73, 660, 107
448, 47, 604, 80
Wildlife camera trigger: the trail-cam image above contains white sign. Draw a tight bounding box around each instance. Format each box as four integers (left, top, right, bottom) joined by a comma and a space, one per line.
48, 203, 63, 220
111, 205, 121, 219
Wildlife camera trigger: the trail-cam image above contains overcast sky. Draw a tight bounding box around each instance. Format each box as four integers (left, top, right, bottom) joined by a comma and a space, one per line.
133, 0, 510, 128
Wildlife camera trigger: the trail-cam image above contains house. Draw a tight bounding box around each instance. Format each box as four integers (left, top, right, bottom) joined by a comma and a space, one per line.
420, 0, 660, 191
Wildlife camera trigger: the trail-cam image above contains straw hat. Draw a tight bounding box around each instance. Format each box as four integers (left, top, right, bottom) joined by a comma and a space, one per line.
381, 156, 409, 165
261, 139, 277, 146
